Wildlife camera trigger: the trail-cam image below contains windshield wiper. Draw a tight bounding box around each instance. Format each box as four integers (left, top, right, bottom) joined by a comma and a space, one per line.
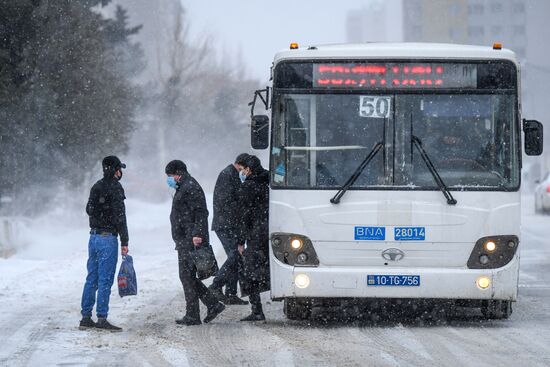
330, 142, 384, 204
411, 135, 457, 205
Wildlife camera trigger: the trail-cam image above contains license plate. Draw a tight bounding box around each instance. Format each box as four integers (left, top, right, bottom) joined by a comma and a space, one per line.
367, 275, 420, 286
394, 227, 425, 241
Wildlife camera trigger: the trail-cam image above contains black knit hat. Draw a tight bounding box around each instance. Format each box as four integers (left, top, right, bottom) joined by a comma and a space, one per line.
165, 160, 187, 175
102, 156, 126, 173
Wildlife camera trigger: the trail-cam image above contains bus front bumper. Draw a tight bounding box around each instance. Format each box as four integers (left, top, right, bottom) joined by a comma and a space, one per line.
270, 256, 519, 301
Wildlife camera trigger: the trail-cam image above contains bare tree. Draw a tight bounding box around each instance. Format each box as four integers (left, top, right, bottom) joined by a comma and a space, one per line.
153, 2, 211, 167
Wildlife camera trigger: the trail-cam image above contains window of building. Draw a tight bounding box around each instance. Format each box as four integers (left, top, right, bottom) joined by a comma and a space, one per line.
410, 25, 422, 40
490, 2, 503, 13
491, 25, 503, 36
448, 4, 461, 16
468, 26, 485, 38
512, 2, 525, 13
449, 27, 463, 40
513, 25, 526, 36
468, 4, 484, 15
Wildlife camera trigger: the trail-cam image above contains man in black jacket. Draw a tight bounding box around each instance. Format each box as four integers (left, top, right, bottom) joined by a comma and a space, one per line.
80, 155, 128, 332
166, 160, 225, 325
238, 155, 270, 322
209, 153, 249, 305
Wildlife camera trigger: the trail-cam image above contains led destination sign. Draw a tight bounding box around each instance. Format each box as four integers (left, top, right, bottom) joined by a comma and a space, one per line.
313, 63, 477, 89
274, 61, 515, 90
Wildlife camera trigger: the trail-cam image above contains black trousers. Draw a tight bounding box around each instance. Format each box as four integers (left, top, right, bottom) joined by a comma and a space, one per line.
249, 292, 263, 314
211, 230, 240, 295
177, 248, 218, 319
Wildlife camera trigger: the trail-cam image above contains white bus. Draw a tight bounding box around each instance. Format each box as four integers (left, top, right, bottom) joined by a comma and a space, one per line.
248, 43, 543, 320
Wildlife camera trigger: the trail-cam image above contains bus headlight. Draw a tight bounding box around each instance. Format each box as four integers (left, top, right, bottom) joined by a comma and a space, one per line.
467, 235, 519, 269
484, 241, 497, 253
291, 238, 303, 250
476, 276, 491, 289
294, 274, 310, 289
270, 233, 320, 267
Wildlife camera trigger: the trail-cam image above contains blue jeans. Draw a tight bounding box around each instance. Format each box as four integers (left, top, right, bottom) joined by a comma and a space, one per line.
81, 234, 118, 318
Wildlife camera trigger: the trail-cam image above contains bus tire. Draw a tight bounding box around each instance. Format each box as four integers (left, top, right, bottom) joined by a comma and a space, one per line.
481, 300, 513, 319
284, 298, 311, 320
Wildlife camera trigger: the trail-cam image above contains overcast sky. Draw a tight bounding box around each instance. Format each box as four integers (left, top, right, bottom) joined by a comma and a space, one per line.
184, 0, 374, 82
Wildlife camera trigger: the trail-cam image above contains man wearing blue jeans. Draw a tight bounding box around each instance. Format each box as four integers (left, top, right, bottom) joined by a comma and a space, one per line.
80, 156, 129, 332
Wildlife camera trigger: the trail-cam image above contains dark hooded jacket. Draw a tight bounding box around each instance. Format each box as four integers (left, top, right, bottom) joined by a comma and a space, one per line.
211, 164, 242, 232
86, 170, 129, 247
238, 167, 270, 296
170, 171, 210, 250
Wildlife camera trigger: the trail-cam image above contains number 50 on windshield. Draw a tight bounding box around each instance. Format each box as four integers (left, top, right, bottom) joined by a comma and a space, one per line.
360, 96, 391, 118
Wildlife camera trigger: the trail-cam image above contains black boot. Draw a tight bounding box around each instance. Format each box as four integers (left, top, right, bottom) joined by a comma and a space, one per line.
79, 316, 96, 330
175, 315, 201, 326
224, 294, 249, 305
240, 312, 266, 322
204, 302, 225, 323
96, 317, 122, 332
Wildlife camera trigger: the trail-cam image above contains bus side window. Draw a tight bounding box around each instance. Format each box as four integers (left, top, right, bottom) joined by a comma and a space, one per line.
285, 98, 311, 187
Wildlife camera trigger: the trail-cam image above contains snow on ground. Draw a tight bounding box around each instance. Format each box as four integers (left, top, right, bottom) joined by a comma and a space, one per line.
0, 195, 550, 366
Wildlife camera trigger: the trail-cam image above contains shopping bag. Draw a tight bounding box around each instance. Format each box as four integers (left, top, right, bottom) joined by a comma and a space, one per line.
118, 255, 137, 297
190, 244, 219, 280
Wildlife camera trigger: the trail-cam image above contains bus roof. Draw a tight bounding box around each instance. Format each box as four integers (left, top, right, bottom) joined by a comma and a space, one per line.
274, 43, 518, 64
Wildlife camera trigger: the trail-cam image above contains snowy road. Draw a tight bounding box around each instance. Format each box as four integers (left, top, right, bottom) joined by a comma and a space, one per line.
1, 196, 550, 367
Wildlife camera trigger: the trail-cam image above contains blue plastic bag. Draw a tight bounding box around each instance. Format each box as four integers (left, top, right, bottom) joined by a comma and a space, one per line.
118, 255, 137, 297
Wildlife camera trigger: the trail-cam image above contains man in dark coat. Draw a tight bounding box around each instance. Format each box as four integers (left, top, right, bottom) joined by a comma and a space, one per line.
238, 155, 270, 321
209, 153, 249, 305
80, 155, 128, 332
165, 160, 225, 325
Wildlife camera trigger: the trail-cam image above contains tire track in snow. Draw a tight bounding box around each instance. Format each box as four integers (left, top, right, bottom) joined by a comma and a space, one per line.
353, 326, 443, 367
263, 321, 388, 366
183, 318, 295, 367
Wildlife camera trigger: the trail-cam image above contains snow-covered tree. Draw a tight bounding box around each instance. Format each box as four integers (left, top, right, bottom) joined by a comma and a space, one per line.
0, 0, 143, 213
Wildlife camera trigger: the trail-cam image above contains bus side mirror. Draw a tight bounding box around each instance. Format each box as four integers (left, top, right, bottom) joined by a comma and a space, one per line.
523, 119, 543, 156
251, 115, 269, 149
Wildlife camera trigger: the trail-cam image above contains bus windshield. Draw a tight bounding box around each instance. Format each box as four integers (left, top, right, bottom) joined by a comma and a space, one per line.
270, 92, 519, 190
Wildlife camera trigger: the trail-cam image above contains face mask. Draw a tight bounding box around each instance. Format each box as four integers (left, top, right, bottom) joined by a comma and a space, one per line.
167, 176, 178, 189
239, 171, 247, 183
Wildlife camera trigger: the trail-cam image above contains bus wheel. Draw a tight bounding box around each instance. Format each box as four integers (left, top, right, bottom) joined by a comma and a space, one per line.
481, 300, 513, 319
284, 298, 311, 320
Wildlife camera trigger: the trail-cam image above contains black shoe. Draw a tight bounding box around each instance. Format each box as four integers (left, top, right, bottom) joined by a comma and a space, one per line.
208, 285, 226, 303
224, 295, 249, 305
79, 317, 96, 330
175, 315, 202, 326
204, 302, 225, 324
240, 312, 266, 322
95, 318, 122, 332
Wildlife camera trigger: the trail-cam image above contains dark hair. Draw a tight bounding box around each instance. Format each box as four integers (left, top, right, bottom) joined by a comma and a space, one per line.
235, 153, 250, 166
165, 160, 187, 175
243, 155, 261, 171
